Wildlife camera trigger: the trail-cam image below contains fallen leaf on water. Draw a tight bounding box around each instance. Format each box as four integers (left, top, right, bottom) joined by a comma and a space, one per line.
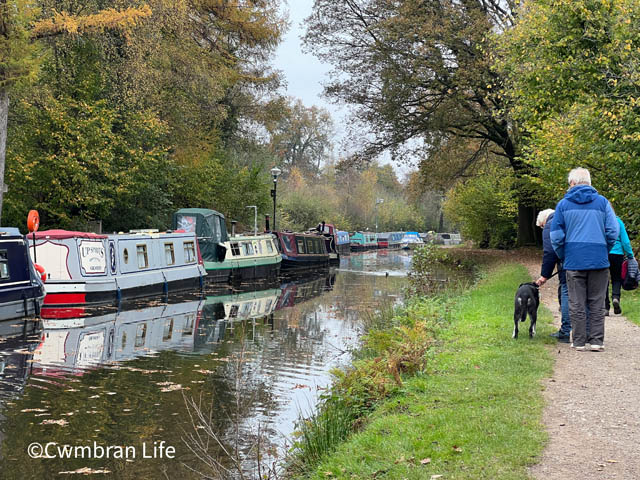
21, 408, 48, 413
58, 467, 111, 475
194, 369, 214, 374
421, 458, 431, 465
41, 419, 69, 426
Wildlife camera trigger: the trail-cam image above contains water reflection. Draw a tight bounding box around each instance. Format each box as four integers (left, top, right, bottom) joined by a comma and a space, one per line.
0, 251, 417, 478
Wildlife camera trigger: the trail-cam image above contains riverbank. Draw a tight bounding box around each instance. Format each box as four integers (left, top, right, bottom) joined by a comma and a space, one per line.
290, 258, 556, 479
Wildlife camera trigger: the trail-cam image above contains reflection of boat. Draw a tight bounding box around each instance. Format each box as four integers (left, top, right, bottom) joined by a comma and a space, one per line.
0, 321, 41, 401
276, 270, 336, 309
400, 232, 424, 249
31, 229, 206, 306
173, 209, 281, 283
349, 232, 378, 251
33, 298, 204, 374
0, 228, 45, 321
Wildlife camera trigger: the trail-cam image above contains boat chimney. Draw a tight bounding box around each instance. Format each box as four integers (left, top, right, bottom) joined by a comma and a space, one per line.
231, 221, 237, 237
265, 214, 270, 232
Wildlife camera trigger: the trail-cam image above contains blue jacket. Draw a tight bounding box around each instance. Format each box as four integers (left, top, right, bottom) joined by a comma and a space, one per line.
610, 217, 634, 258
550, 185, 619, 270
541, 212, 566, 283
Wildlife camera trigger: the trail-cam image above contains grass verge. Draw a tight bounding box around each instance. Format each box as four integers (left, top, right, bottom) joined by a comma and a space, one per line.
294, 261, 555, 479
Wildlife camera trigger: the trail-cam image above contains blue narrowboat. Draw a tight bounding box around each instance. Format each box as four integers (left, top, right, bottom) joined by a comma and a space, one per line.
0, 228, 45, 322
377, 232, 403, 249
336, 231, 351, 256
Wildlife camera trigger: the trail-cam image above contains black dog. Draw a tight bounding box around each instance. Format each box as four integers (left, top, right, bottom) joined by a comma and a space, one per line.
513, 282, 539, 339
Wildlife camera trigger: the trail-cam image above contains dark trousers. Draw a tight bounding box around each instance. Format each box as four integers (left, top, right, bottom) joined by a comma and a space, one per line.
605, 253, 624, 310
566, 268, 608, 347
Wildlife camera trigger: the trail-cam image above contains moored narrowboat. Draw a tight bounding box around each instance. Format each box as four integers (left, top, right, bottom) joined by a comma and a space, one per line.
31, 229, 206, 306
400, 231, 425, 249
336, 230, 351, 256
0, 228, 45, 321
173, 209, 281, 283
313, 221, 340, 264
275, 231, 330, 270
349, 232, 378, 251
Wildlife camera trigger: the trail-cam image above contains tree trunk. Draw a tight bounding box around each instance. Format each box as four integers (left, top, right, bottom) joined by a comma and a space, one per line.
0, 89, 8, 226
517, 202, 537, 247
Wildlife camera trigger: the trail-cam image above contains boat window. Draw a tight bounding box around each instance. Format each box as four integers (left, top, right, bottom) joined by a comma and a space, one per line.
183, 314, 194, 336
163, 319, 174, 341
137, 244, 149, 269
254, 241, 262, 254
304, 237, 313, 254
164, 243, 175, 265
135, 323, 147, 348
315, 238, 323, 253
266, 240, 274, 253
230, 242, 241, 256
0, 251, 9, 280
242, 242, 254, 256
121, 332, 127, 350
229, 304, 239, 318
297, 237, 306, 254
123, 248, 129, 264
184, 241, 196, 263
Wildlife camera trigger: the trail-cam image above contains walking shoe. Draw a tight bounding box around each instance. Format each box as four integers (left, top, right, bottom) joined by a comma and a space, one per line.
590, 344, 605, 352
613, 298, 621, 315
571, 343, 586, 351
550, 331, 570, 342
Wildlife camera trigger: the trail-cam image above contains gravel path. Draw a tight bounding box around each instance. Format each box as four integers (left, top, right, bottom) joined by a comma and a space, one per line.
522, 258, 640, 479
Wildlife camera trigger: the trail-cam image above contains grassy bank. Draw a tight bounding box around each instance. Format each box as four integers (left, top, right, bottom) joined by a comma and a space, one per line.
293, 261, 555, 479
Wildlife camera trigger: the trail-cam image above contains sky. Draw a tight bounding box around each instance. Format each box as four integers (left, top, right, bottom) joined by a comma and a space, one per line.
272, 1, 413, 177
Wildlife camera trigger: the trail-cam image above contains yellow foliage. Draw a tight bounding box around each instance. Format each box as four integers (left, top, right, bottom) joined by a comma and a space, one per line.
31, 6, 152, 37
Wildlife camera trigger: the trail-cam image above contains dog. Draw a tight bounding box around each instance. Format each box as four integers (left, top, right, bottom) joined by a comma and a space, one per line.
513, 282, 540, 339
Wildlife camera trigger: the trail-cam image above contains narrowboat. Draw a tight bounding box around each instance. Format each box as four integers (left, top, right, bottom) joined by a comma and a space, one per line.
400, 231, 425, 249
0, 227, 45, 321
275, 231, 330, 270
173, 209, 281, 283
30, 229, 206, 306
377, 232, 402, 249
349, 232, 378, 251
313, 221, 340, 263
335, 231, 351, 256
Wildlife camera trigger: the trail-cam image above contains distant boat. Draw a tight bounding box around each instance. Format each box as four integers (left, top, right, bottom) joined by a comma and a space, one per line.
313, 222, 341, 264
0, 227, 45, 322
31, 229, 206, 306
377, 232, 403, 250
400, 231, 425, 249
173, 208, 281, 283
349, 232, 378, 251
274, 231, 330, 270
335, 230, 351, 256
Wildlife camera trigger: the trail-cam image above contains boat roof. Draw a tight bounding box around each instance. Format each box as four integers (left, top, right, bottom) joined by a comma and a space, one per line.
0, 227, 22, 236
175, 208, 225, 219
34, 229, 108, 240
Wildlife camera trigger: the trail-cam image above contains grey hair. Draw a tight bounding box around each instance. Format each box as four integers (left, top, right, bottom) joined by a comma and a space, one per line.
568, 167, 591, 186
536, 209, 555, 227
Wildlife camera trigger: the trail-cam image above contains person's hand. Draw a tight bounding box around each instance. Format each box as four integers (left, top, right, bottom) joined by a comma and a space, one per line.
536, 276, 547, 286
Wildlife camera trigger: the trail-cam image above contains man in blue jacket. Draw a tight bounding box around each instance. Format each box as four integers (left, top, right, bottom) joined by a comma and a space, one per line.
550, 168, 619, 352
536, 209, 570, 342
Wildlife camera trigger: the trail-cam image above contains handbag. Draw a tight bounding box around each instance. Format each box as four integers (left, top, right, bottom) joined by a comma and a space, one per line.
622, 258, 639, 291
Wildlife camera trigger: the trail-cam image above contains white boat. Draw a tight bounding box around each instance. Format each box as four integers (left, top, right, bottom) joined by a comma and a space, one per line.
400, 231, 425, 249
30, 229, 206, 306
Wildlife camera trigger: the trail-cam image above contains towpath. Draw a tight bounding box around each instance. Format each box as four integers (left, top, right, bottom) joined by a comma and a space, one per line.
522, 256, 640, 479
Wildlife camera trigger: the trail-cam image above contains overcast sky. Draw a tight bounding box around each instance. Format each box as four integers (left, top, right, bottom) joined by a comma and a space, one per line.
272, 1, 412, 176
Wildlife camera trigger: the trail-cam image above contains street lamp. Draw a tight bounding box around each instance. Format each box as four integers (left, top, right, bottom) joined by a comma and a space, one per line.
375, 198, 384, 235
270, 166, 282, 230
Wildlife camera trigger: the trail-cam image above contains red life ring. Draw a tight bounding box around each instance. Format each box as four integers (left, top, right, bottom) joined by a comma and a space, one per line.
34, 263, 46, 282
27, 210, 40, 233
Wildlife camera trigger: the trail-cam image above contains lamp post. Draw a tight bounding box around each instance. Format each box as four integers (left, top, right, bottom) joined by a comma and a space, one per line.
246, 205, 257, 236
375, 198, 384, 235
270, 166, 282, 230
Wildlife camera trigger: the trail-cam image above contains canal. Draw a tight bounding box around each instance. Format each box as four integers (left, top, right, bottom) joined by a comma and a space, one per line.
0, 250, 451, 478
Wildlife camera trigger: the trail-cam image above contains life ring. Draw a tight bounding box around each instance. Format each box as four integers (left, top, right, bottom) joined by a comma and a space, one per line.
34, 263, 46, 282
27, 210, 40, 233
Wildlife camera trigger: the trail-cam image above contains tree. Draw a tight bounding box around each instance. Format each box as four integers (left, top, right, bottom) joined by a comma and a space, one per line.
499, 0, 640, 234
266, 98, 334, 177
304, 0, 539, 244
0, 2, 151, 224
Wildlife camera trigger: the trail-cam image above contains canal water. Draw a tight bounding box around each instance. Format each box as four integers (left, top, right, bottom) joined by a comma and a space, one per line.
0, 250, 456, 479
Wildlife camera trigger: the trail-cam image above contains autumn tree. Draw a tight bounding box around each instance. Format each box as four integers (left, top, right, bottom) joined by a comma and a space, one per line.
303, 0, 540, 244
500, 0, 640, 235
